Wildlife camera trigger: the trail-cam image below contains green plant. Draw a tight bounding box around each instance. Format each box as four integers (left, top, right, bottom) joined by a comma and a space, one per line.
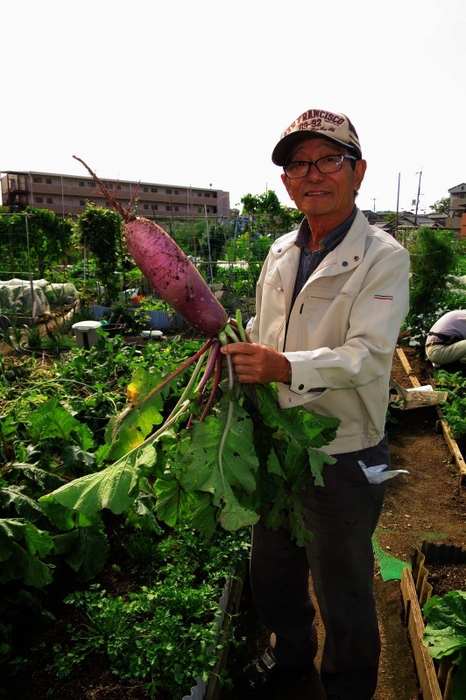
424, 590, 466, 700
48, 527, 249, 698
0, 335, 229, 602
407, 228, 458, 322
240, 190, 302, 237
20, 324, 75, 356
0, 209, 74, 279
130, 297, 170, 330
40, 313, 339, 546
76, 204, 125, 305
23, 325, 42, 349
433, 371, 466, 441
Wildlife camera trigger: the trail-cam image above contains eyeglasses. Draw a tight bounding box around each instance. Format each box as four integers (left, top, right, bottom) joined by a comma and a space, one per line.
283, 154, 357, 179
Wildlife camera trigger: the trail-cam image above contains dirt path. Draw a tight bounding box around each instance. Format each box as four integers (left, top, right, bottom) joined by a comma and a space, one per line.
221, 347, 466, 700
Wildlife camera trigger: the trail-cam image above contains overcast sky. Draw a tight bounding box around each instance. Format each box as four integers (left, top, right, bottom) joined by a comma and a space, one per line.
2, 0, 465, 216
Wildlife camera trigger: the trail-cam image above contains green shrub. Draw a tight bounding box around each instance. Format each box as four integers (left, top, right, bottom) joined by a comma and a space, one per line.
407, 228, 458, 322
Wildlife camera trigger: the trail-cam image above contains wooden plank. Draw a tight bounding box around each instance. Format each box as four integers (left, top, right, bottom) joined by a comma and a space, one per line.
401, 568, 443, 700
396, 347, 421, 388
435, 405, 466, 478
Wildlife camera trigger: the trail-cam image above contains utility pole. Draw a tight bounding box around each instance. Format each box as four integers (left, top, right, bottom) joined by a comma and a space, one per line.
372, 198, 376, 212
414, 169, 423, 226
395, 173, 401, 240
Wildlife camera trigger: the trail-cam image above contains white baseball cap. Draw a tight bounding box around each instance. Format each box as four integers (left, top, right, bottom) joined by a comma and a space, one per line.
272, 109, 362, 165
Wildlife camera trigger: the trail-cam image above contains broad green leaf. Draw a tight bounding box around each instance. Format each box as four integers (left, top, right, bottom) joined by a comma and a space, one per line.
424, 590, 466, 658
281, 441, 310, 487
0, 519, 54, 588
0, 486, 45, 522
0, 539, 53, 587
0, 518, 53, 558
52, 529, 79, 555
26, 399, 82, 442
307, 447, 335, 486
154, 473, 194, 527
72, 422, 95, 451
254, 384, 339, 448
0, 412, 18, 441
218, 491, 259, 532
161, 399, 261, 535
189, 493, 219, 540
267, 449, 285, 478
105, 368, 165, 459
39, 496, 99, 531
8, 463, 66, 492
23, 520, 54, 557
61, 444, 97, 472
63, 526, 110, 581
39, 443, 156, 516
125, 491, 164, 535
180, 401, 259, 497
288, 502, 314, 547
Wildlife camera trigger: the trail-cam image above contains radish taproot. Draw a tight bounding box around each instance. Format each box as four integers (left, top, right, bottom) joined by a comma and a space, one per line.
73, 155, 246, 436
73, 155, 228, 337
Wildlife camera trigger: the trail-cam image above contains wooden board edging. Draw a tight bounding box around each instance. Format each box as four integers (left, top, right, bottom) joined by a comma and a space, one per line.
401, 567, 443, 700
395, 347, 466, 478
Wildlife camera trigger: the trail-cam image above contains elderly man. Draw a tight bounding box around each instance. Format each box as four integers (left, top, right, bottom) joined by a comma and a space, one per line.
221, 109, 410, 700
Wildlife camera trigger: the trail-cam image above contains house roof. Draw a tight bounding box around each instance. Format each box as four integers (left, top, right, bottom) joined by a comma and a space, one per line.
448, 183, 466, 194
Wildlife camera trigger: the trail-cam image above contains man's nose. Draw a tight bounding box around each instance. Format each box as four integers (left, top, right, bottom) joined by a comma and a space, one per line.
307, 162, 324, 179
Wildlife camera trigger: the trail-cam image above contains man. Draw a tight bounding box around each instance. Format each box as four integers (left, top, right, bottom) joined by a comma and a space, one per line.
425, 309, 466, 368
221, 108, 410, 700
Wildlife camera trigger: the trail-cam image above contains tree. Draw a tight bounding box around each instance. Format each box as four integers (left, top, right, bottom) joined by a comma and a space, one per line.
0, 208, 74, 279
240, 190, 302, 238
76, 204, 124, 304
429, 197, 450, 215
407, 227, 457, 320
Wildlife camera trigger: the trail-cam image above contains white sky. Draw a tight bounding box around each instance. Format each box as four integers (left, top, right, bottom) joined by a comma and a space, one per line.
2, 0, 466, 215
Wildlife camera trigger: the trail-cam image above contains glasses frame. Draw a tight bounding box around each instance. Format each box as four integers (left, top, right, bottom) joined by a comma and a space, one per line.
283, 154, 357, 179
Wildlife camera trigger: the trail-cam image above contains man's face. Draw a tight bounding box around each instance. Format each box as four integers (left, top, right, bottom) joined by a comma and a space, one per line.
281, 137, 367, 231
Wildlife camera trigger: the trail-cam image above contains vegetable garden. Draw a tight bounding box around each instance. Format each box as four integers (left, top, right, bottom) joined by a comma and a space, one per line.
1, 194, 466, 699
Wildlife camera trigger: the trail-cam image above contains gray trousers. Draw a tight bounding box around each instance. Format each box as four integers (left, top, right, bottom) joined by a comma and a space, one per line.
250, 438, 388, 700
425, 339, 466, 366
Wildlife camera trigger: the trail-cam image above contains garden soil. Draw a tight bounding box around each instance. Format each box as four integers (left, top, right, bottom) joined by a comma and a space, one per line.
3, 345, 466, 700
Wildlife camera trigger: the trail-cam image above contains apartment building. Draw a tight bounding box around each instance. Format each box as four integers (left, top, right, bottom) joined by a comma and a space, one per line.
446, 183, 466, 235
1, 170, 230, 221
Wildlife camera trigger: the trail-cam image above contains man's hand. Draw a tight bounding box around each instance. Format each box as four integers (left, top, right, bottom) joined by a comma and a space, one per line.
220, 342, 291, 384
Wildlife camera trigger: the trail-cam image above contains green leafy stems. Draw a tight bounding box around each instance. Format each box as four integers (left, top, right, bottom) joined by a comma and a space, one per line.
39, 311, 339, 544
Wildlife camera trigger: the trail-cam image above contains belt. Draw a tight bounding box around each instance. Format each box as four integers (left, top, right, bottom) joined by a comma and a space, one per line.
426, 332, 463, 346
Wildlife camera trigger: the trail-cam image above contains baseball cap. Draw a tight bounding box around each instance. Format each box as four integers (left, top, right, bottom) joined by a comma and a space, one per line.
272, 109, 362, 165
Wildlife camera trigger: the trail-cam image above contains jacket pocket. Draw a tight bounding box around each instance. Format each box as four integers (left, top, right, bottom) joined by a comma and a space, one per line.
370, 295, 394, 350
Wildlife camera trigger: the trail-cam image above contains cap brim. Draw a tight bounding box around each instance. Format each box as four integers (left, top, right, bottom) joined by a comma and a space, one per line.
272, 131, 361, 166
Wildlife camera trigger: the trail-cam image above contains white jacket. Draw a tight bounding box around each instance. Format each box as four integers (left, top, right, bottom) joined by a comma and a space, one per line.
250, 209, 410, 455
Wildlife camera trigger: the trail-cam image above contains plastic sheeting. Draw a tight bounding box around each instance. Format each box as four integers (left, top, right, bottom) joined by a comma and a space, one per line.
0, 278, 78, 316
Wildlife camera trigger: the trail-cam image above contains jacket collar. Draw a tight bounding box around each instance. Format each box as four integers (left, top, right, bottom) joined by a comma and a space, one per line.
271, 207, 368, 275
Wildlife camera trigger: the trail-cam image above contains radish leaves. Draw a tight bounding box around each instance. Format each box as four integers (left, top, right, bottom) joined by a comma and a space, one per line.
41, 359, 338, 544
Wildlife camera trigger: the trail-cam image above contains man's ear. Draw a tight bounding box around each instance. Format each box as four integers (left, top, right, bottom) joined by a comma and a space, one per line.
281, 173, 294, 201
354, 159, 367, 193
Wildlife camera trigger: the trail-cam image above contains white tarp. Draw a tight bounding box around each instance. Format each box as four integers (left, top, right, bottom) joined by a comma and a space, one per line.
0, 279, 79, 316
